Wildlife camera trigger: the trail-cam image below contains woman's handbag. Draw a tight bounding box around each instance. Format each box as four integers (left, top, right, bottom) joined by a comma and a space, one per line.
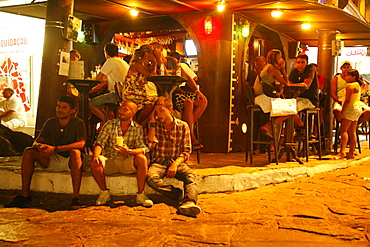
259, 72, 280, 98
270, 97, 297, 117
262, 82, 280, 98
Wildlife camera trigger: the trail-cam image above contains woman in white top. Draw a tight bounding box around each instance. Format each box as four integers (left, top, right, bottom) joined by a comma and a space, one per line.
255, 49, 306, 137
336, 69, 362, 159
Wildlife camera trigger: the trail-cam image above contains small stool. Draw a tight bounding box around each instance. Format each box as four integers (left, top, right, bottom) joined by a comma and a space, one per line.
334, 120, 362, 154
297, 108, 322, 162
246, 105, 279, 165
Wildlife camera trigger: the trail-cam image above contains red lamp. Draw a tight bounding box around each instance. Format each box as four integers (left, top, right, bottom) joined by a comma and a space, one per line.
204, 16, 212, 34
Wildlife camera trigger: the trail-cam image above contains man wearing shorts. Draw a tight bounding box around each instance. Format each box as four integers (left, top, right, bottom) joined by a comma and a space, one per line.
5, 96, 86, 209
90, 100, 152, 207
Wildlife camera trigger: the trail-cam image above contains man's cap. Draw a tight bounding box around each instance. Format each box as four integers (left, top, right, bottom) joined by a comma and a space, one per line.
341, 60, 352, 67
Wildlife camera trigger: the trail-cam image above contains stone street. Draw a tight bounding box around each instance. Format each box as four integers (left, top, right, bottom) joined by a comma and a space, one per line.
1, 158, 370, 246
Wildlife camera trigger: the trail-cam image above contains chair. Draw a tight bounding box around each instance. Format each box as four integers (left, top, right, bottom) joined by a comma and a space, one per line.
296, 108, 323, 162
246, 105, 280, 165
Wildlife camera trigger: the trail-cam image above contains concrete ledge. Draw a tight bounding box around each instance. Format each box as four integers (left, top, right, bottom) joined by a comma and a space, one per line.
1, 155, 369, 196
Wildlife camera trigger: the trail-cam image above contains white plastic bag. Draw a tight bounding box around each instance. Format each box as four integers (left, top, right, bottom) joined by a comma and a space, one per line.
270, 98, 297, 117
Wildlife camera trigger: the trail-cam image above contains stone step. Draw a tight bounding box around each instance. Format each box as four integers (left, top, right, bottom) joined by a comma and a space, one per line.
1, 152, 369, 196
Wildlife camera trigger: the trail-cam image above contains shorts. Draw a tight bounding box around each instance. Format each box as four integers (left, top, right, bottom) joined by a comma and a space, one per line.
99, 155, 136, 175
91, 92, 117, 108
296, 97, 316, 112
333, 101, 342, 111
343, 105, 362, 121
255, 94, 273, 113
174, 91, 196, 111
41, 152, 87, 172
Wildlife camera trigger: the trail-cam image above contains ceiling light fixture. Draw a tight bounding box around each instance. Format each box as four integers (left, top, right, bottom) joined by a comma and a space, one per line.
130, 8, 139, 17
217, 0, 226, 12
301, 22, 311, 30
271, 9, 283, 18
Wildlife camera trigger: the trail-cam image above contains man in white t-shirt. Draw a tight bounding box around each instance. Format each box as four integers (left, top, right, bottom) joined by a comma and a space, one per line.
90, 43, 129, 123
0, 88, 27, 129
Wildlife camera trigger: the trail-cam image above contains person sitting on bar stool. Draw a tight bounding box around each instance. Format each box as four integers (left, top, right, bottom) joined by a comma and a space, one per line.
89, 43, 129, 124
166, 52, 208, 151
255, 49, 305, 138
121, 44, 165, 127
288, 53, 319, 136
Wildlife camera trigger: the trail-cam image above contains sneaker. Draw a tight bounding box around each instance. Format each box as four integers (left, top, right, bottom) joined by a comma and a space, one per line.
4, 195, 31, 208
136, 192, 153, 207
70, 198, 82, 210
178, 201, 201, 217
96, 190, 111, 205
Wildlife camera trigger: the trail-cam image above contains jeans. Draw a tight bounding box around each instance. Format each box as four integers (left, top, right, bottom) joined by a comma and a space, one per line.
91, 92, 117, 108
147, 158, 198, 204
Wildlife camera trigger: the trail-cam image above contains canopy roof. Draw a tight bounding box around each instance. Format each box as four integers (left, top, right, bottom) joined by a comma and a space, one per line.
1, 0, 369, 46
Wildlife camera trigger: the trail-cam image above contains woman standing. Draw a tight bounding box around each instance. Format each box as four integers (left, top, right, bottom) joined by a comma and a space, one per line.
336, 69, 362, 159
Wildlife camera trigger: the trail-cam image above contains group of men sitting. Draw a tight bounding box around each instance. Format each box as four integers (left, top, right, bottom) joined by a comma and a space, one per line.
5, 95, 201, 217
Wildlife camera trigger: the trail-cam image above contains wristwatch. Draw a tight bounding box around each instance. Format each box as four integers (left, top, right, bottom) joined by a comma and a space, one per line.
149, 122, 156, 128
128, 149, 132, 155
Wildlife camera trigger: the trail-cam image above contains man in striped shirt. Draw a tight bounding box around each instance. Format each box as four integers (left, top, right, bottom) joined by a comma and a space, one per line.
90, 100, 152, 207
147, 96, 201, 217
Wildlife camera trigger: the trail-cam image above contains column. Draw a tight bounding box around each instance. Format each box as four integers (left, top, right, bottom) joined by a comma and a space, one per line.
317, 30, 336, 152
35, 0, 74, 135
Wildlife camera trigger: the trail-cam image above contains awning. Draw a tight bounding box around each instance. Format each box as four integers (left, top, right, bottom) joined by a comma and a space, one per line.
1, 0, 369, 46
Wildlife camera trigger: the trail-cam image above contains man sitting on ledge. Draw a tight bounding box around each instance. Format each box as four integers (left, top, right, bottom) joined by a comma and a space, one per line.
5, 96, 86, 209
147, 96, 201, 217
90, 99, 152, 207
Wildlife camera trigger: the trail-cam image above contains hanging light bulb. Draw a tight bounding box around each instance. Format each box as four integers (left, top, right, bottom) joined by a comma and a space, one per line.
301, 22, 311, 30
217, 0, 226, 12
204, 16, 213, 34
130, 8, 139, 17
271, 9, 283, 18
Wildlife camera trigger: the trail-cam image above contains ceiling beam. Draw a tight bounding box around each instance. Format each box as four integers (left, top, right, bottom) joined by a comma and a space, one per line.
169, 0, 203, 11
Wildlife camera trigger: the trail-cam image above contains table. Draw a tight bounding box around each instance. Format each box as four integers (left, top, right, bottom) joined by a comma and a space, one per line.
276, 85, 307, 164
67, 79, 100, 131
147, 75, 187, 99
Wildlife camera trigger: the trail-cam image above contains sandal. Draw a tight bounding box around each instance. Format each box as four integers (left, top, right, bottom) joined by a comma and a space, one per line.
192, 143, 203, 151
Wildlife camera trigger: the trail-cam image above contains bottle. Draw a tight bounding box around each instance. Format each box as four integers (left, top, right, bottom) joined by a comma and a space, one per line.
176, 64, 182, 76
160, 64, 165, 76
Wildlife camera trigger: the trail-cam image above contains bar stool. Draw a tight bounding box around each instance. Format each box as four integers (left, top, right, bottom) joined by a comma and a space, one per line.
246, 105, 279, 165
297, 108, 322, 162
334, 120, 361, 154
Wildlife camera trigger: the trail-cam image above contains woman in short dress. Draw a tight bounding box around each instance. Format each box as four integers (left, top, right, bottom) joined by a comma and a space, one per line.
122, 44, 162, 126
336, 69, 362, 159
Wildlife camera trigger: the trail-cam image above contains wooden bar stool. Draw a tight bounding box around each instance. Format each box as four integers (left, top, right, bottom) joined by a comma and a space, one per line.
333, 120, 361, 154
297, 108, 322, 162
246, 105, 279, 165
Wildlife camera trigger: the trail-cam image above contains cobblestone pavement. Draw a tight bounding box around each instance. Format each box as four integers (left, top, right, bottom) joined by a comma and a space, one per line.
1, 159, 370, 246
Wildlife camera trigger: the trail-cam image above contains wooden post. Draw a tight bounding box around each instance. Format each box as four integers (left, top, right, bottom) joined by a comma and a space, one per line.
35, 0, 73, 135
